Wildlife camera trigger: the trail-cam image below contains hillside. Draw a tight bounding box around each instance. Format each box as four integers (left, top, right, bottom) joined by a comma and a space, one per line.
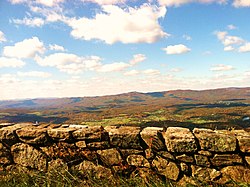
0, 87, 250, 130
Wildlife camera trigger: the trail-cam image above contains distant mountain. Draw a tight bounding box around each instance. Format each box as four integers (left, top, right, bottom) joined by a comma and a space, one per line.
0, 87, 250, 110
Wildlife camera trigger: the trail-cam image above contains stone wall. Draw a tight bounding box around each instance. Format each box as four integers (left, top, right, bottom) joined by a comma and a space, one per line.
0, 123, 250, 185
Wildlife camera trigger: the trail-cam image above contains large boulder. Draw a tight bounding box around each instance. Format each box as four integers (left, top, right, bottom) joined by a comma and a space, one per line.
193, 128, 236, 152
105, 126, 142, 149
11, 143, 47, 171
163, 127, 197, 153
152, 156, 179, 181
140, 127, 166, 150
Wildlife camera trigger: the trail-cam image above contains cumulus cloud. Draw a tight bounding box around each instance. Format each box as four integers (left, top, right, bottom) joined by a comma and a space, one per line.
162, 44, 191, 55
49, 44, 65, 51
11, 17, 45, 27
215, 31, 244, 46
124, 70, 140, 76
9, 0, 65, 7
82, 0, 127, 5
17, 71, 51, 78
65, 4, 168, 44
35, 53, 102, 74
0, 57, 26, 68
239, 43, 250, 52
0, 31, 7, 42
158, 0, 227, 7
210, 64, 234, 71
129, 54, 146, 65
233, 0, 250, 7
3, 37, 45, 59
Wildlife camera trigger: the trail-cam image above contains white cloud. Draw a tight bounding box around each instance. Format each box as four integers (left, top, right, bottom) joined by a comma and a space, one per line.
227, 24, 237, 30
0, 31, 7, 42
97, 62, 130, 72
129, 54, 146, 65
162, 44, 191, 55
170, 68, 182, 72
35, 53, 102, 74
239, 43, 250, 52
9, 0, 65, 7
233, 0, 250, 7
143, 69, 160, 75
215, 31, 244, 46
210, 64, 234, 71
224, 46, 235, 51
65, 4, 168, 44
12, 17, 45, 27
0, 57, 25, 68
158, 0, 227, 7
49, 44, 65, 51
3, 37, 45, 59
182, 34, 192, 41
82, 0, 126, 5
124, 70, 140, 76
17, 71, 51, 78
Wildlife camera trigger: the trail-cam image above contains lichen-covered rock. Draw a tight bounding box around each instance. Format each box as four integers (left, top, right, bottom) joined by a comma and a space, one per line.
140, 127, 165, 150
194, 154, 211, 167
245, 156, 250, 165
191, 165, 221, 182
180, 162, 189, 173
120, 149, 144, 158
193, 128, 236, 152
198, 150, 212, 157
145, 149, 154, 159
163, 127, 197, 153
72, 126, 108, 141
47, 128, 75, 141
131, 168, 161, 185
233, 130, 250, 153
97, 148, 122, 166
16, 127, 49, 144
75, 141, 86, 148
105, 126, 142, 149
48, 159, 68, 172
0, 126, 18, 142
127, 154, 150, 168
0, 142, 11, 165
11, 143, 47, 171
211, 154, 242, 166
152, 156, 179, 181
218, 166, 250, 184
157, 151, 175, 160
73, 160, 113, 179
86, 141, 110, 149
176, 154, 194, 163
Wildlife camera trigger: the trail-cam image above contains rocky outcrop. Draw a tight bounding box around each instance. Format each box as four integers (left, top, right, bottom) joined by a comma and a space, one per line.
0, 123, 250, 186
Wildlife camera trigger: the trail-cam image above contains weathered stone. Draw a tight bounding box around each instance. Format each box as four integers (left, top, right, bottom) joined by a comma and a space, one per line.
72, 126, 108, 141
245, 156, 250, 165
48, 159, 68, 172
145, 149, 154, 159
16, 127, 48, 144
176, 154, 194, 163
211, 154, 242, 166
120, 149, 144, 158
127, 154, 150, 168
0, 157, 11, 165
47, 128, 75, 141
73, 160, 113, 179
152, 156, 179, 181
112, 164, 134, 176
86, 141, 110, 149
41, 142, 84, 163
0, 123, 14, 128
177, 175, 197, 187
105, 126, 142, 149
11, 143, 47, 171
97, 148, 122, 166
157, 151, 175, 160
191, 165, 221, 182
0, 126, 18, 141
194, 154, 211, 167
233, 130, 250, 153
131, 168, 161, 185
198, 150, 212, 157
75, 141, 86, 148
218, 166, 250, 184
193, 128, 236, 152
180, 162, 189, 173
140, 127, 165, 150
163, 127, 197, 153
0, 143, 11, 164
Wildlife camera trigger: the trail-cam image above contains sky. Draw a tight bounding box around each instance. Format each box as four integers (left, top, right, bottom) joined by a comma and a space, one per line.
0, 0, 250, 100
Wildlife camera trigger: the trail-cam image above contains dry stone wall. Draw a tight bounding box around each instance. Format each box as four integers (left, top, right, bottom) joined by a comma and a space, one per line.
0, 122, 250, 186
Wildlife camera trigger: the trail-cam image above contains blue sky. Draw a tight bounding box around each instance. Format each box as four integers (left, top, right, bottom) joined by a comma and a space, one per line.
0, 0, 250, 100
